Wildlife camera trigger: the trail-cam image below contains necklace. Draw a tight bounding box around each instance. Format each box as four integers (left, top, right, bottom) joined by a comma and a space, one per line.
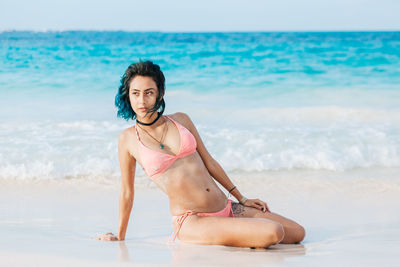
136, 112, 161, 126
136, 117, 168, 149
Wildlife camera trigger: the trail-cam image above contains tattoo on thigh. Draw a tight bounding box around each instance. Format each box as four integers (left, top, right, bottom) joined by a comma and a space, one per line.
231, 202, 245, 216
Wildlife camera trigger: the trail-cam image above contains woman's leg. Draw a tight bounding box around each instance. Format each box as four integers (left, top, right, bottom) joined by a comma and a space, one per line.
174, 215, 285, 248
231, 202, 305, 244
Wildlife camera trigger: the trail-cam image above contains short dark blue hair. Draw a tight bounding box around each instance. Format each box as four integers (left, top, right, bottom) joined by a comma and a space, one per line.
115, 60, 166, 121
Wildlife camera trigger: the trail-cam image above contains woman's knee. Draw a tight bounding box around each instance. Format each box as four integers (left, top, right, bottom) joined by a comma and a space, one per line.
294, 224, 306, 243
259, 222, 285, 247
283, 223, 305, 244
272, 223, 285, 244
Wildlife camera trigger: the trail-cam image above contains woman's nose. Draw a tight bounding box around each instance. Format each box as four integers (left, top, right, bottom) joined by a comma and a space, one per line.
138, 93, 146, 104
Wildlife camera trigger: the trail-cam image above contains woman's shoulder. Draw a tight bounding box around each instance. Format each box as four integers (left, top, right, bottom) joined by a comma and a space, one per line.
118, 126, 139, 160
167, 112, 192, 123
167, 112, 196, 131
118, 126, 136, 145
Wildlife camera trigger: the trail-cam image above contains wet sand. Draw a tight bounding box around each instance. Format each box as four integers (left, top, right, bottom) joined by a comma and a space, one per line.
1, 170, 399, 266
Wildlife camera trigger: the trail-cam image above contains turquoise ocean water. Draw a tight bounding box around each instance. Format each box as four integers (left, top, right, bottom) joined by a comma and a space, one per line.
1, 31, 399, 183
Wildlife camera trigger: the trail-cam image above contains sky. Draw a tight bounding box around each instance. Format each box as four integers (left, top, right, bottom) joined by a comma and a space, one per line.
0, 0, 399, 32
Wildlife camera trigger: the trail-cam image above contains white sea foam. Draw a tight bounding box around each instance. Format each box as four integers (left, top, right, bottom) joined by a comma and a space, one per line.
1, 104, 399, 182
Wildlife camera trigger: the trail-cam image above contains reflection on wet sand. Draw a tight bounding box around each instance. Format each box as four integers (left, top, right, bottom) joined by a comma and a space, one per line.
117, 237, 306, 265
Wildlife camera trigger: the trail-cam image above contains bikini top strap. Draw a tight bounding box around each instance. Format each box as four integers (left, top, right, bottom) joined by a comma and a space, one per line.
164, 115, 171, 122
134, 115, 172, 143
164, 115, 181, 130
134, 125, 141, 142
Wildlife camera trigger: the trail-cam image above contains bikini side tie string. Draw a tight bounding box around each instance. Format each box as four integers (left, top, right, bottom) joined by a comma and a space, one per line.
169, 210, 195, 243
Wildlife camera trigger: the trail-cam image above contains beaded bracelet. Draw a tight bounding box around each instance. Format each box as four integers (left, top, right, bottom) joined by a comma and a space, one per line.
227, 186, 237, 199
228, 186, 237, 193
239, 196, 248, 205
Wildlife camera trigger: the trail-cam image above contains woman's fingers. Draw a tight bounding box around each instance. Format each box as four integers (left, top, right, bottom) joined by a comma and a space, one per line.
97, 235, 106, 241
257, 200, 270, 212
257, 202, 267, 212
249, 199, 270, 213
249, 200, 262, 210
105, 235, 117, 241
265, 203, 270, 212
96, 233, 118, 241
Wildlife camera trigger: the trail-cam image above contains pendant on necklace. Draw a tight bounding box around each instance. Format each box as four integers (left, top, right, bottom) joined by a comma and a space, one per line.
160, 144, 165, 149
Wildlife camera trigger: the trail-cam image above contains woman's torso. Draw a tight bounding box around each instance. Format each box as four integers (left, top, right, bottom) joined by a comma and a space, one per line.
125, 113, 227, 216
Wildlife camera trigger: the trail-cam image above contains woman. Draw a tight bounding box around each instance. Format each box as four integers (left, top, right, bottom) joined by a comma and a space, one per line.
97, 61, 305, 248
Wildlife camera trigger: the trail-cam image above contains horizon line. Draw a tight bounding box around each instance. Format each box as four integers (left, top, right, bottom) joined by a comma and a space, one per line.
1, 29, 400, 33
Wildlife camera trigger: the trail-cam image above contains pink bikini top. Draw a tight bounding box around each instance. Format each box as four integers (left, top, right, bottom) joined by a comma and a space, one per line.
135, 115, 197, 180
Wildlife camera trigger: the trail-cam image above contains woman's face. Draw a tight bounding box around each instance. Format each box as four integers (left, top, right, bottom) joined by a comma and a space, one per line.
129, 75, 159, 118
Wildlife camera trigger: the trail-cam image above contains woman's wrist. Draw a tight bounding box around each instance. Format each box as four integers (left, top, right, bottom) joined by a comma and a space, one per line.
227, 185, 238, 199
117, 230, 125, 241
228, 185, 245, 202
228, 186, 237, 194
239, 196, 248, 205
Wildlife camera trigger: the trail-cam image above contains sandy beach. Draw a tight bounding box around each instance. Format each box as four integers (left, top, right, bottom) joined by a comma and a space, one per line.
1, 169, 399, 266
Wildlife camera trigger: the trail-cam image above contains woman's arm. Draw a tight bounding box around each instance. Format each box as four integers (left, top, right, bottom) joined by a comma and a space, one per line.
117, 130, 136, 240
178, 113, 242, 198
97, 130, 136, 241
179, 112, 269, 212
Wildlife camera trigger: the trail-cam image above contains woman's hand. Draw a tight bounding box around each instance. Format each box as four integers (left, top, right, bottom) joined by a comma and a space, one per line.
96, 232, 119, 241
243, 198, 270, 213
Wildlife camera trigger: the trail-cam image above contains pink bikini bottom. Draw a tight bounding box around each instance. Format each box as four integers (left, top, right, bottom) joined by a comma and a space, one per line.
170, 200, 234, 242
